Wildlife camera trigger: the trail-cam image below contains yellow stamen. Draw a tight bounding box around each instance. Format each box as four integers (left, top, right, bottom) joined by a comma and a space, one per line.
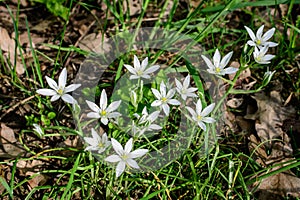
256, 40, 261, 45
215, 67, 221, 73
197, 115, 203, 120
101, 110, 107, 116
98, 142, 104, 148
161, 97, 167, 102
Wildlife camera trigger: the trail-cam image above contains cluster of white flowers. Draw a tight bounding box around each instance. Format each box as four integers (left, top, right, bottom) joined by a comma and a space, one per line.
244, 25, 277, 64
84, 56, 216, 177
35, 24, 278, 178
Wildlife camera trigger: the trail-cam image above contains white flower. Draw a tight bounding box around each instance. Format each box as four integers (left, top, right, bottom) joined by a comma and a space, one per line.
151, 81, 181, 116
175, 74, 198, 100
86, 89, 121, 125
132, 107, 162, 136
186, 100, 216, 131
253, 46, 275, 64
124, 55, 160, 79
244, 25, 278, 49
105, 138, 148, 178
84, 128, 111, 153
201, 49, 238, 75
33, 123, 44, 138
36, 68, 81, 104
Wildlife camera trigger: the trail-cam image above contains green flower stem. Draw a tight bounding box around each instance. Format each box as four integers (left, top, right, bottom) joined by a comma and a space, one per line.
212, 64, 248, 115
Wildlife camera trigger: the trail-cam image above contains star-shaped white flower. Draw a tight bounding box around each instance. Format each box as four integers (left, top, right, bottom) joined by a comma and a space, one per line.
105, 138, 148, 178
124, 55, 160, 79
244, 25, 278, 49
151, 81, 181, 116
132, 107, 162, 136
175, 74, 198, 100
84, 128, 111, 153
86, 89, 121, 125
186, 100, 216, 131
201, 49, 238, 76
253, 46, 275, 64
36, 68, 81, 104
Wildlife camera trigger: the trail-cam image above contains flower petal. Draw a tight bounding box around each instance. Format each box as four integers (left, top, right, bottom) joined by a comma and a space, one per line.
61, 94, 76, 104
65, 84, 81, 93
111, 138, 124, 156
105, 155, 121, 163
124, 138, 133, 154
141, 57, 148, 71
186, 106, 197, 118
144, 65, 160, 74
106, 100, 121, 113
202, 117, 216, 123
151, 88, 162, 99
195, 99, 203, 114
91, 128, 101, 141
50, 94, 60, 102
116, 161, 126, 178
201, 55, 214, 70
129, 149, 148, 158
151, 100, 162, 107
224, 67, 238, 74
124, 64, 137, 75
87, 112, 100, 119
58, 68, 67, 88
45, 76, 58, 90
133, 55, 141, 70
126, 158, 140, 169
100, 90, 108, 110
183, 74, 190, 88
86, 100, 100, 112
36, 89, 57, 96
84, 137, 97, 146
244, 26, 256, 42
101, 117, 109, 125
197, 121, 207, 131
262, 27, 275, 41
220, 51, 233, 68
168, 99, 181, 105
213, 49, 221, 67
256, 25, 264, 39
162, 104, 170, 116
201, 103, 215, 116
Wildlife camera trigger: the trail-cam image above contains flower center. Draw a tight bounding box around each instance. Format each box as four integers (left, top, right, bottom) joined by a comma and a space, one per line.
215, 67, 221, 73
100, 110, 107, 116
256, 55, 262, 61
137, 70, 143, 76
161, 97, 167, 102
57, 87, 64, 95
197, 115, 203, 120
256, 39, 262, 45
121, 153, 128, 160
98, 142, 104, 148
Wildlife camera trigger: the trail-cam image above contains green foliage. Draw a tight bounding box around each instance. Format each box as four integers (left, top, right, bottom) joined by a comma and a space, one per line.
30, 0, 69, 20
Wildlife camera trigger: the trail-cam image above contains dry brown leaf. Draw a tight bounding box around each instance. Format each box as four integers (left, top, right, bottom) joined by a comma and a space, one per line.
0, 27, 25, 75
246, 91, 299, 198
28, 174, 48, 189
123, 0, 142, 16
251, 91, 295, 149
0, 123, 25, 157
0, 27, 15, 52
253, 169, 300, 199
226, 98, 243, 109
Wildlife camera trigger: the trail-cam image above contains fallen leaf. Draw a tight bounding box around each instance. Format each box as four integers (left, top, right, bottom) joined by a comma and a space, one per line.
253, 169, 300, 199
0, 27, 25, 75
0, 123, 25, 157
28, 174, 48, 189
